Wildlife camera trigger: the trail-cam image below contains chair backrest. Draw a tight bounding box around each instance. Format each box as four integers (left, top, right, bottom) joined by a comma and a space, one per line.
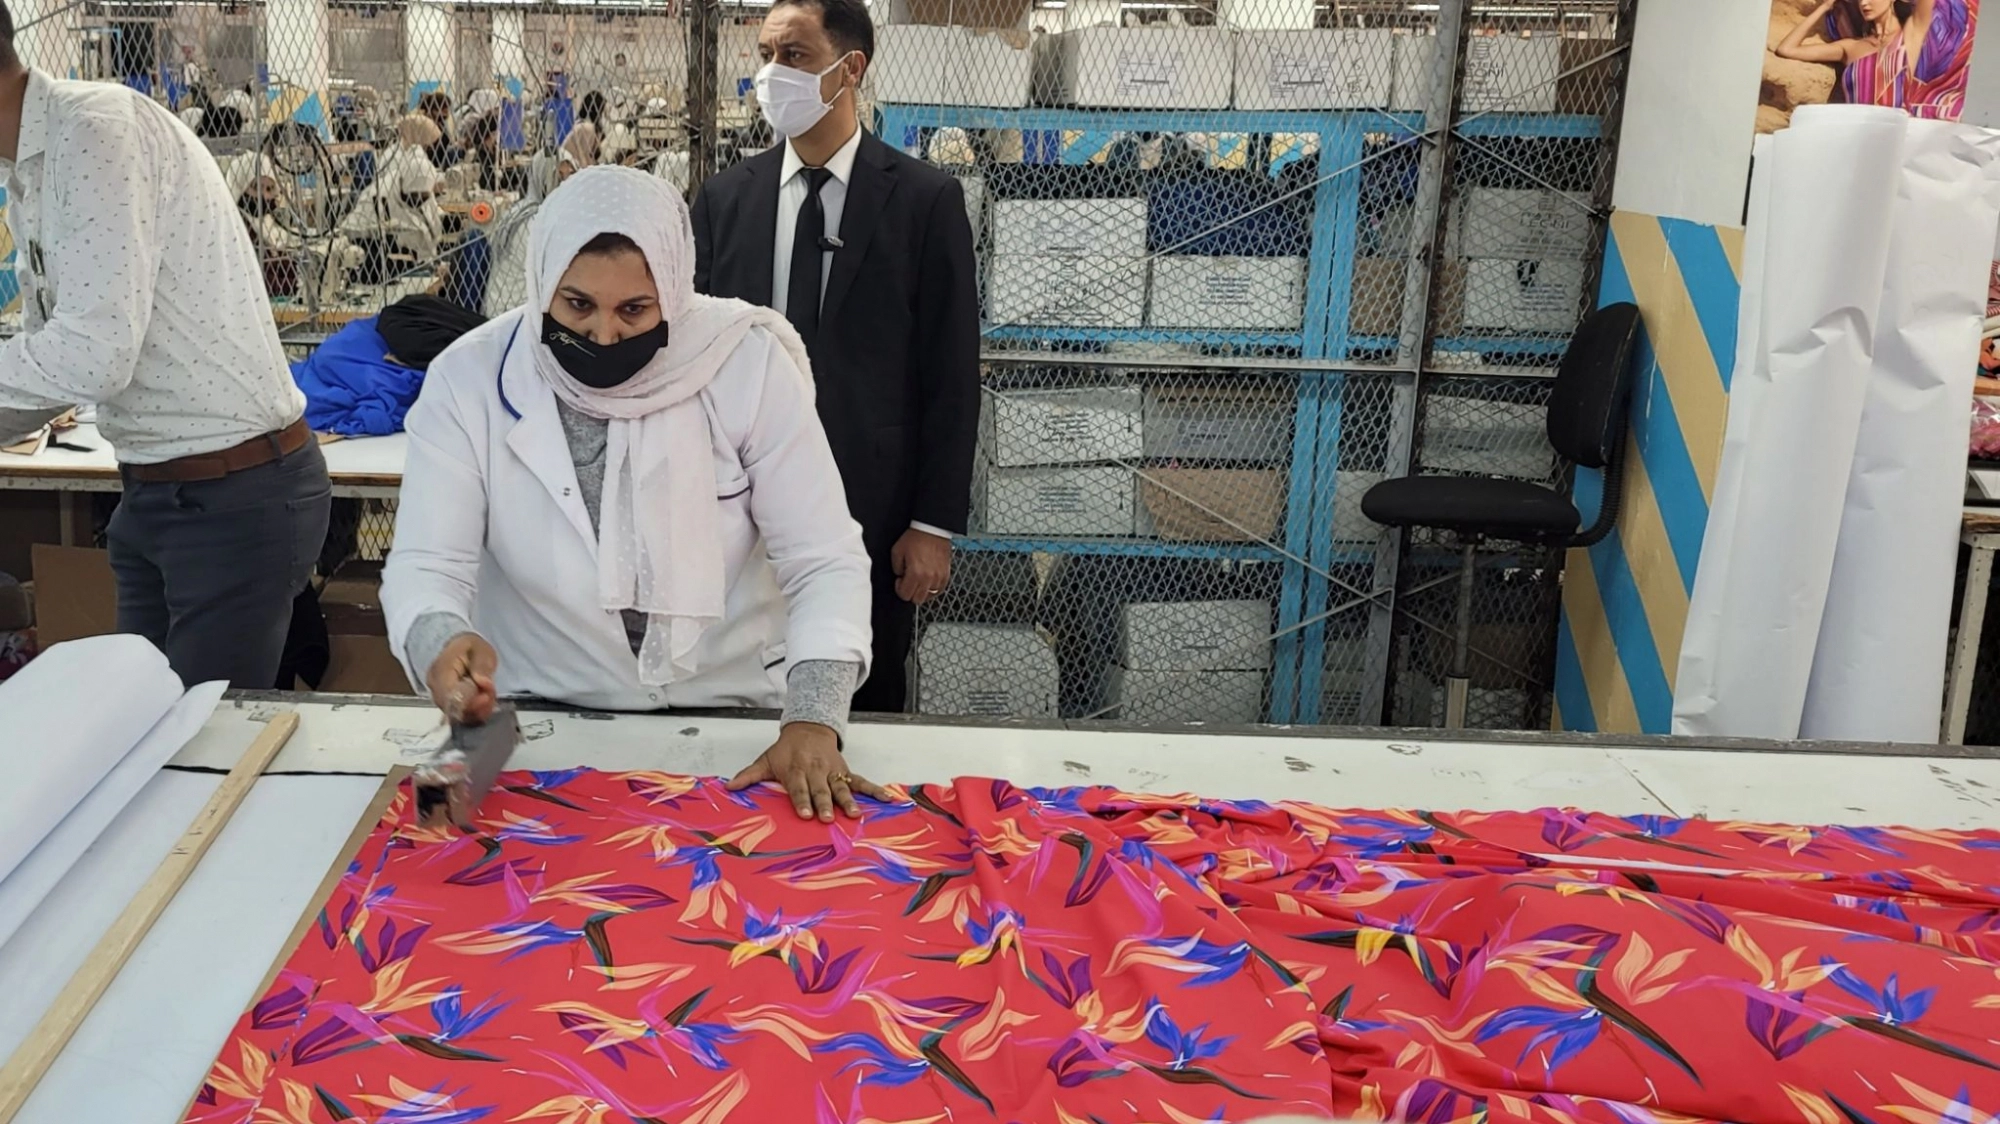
1545, 302, 1642, 469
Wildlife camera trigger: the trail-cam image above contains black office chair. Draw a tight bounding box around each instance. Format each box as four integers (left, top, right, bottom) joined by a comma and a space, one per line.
1361, 302, 1643, 728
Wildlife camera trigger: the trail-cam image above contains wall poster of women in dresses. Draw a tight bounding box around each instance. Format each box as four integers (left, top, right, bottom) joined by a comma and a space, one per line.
1762, 0, 1981, 132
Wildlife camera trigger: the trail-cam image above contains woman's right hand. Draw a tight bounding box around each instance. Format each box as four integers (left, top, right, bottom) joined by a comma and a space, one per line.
426, 632, 499, 724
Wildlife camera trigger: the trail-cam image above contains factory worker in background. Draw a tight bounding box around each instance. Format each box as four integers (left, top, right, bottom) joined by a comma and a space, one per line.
340, 113, 446, 267
557, 120, 599, 181
0, 3, 331, 687
227, 151, 364, 303
382, 166, 887, 822
691, 0, 980, 715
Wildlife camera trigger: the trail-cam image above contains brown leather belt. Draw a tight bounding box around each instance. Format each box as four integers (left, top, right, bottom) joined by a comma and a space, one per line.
126, 418, 312, 483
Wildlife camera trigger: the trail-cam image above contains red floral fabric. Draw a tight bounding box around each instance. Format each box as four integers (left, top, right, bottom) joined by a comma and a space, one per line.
184, 771, 2000, 1124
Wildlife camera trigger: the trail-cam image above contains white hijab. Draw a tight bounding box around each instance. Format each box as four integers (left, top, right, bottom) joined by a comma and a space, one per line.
524, 166, 814, 686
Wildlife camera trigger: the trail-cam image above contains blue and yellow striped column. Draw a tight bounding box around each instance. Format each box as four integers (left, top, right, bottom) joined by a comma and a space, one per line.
1554, 210, 1744, 734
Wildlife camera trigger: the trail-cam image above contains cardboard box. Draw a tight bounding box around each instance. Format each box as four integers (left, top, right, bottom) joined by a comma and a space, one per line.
1463, 258, 1587, 334
991, 198, 1148, 258
1459, 34, 1561, 113
872, 24, 953, 104
1119, 599, 1273, 670
1142, 384, 1292, 462
987, 255, 1148, 328
916, 622, 1060, 718
904, 0, 1030, 28
951, 28, 1035, 108
1147, 256, 1306, 331
321, 634, 415, 694
1037, 27, 1234, 110
1419, 394, 1556, 481
982, 385, 1144, 467
1349, 258, 1467, 337
1458, 188, 1594, 260
1233, 29, 1395, 110
30, 544, 115, 647
1556, 36, 1618, 116
1136, 467, 1283, 542
316, 566, 416, 695
1105, 664, 1266, 724
978, 463, 1136, 536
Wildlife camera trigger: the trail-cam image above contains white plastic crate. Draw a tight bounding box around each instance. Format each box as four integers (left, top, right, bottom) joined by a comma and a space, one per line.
981, 386, 1144, 468
1233, 29, 1395, 110
1147, 256, 1306, 332
1119, 599, 1274, 671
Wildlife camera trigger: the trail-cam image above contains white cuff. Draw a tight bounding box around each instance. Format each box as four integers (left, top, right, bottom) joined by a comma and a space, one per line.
909, 521, 955, 542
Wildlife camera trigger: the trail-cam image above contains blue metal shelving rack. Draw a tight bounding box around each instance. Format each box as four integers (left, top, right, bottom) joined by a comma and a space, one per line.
877, 102, 1603, 724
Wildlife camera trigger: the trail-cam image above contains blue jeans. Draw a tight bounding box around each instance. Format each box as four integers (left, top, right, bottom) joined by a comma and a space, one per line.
108, 440, 332, 687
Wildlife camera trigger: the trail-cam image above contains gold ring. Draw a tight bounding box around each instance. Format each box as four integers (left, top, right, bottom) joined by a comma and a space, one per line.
829, 773, 852, 786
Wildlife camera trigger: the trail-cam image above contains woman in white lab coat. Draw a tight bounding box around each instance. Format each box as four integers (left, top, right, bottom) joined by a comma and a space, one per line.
381, 166, 886, 821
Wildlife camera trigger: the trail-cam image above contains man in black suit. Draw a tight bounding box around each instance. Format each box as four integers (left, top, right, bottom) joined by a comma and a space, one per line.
692, 0, 979, 714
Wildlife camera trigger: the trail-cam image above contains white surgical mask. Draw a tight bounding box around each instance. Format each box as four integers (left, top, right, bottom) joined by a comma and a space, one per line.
754, 51, 854, 139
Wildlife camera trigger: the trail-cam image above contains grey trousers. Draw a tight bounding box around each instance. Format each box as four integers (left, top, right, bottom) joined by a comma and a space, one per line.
108, 440, 332, 688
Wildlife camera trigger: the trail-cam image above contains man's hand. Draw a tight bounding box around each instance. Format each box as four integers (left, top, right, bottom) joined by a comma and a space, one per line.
891, 528, 952, 606
426, 633, 498, 725
726, 722, 894, 822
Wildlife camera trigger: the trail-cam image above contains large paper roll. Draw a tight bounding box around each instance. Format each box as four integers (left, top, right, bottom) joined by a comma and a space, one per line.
1673, 134, 1775, 734
1801, 122, 2000, 742
0, 635, 186, 885
1672, 105, 1907, 740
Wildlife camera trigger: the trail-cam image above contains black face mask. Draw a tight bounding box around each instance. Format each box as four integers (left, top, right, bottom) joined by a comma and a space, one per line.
541, 313, 670, 389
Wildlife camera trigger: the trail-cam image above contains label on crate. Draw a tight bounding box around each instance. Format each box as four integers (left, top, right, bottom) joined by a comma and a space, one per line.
1195, 273, 1257, 309
1040, 410, 1097, 444
1116, 51, 1184, 94
1032, 483, 1090, 515
964, 690, 1016, 716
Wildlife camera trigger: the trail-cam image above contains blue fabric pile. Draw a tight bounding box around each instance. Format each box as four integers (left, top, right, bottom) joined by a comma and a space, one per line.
289, 318, 424, 437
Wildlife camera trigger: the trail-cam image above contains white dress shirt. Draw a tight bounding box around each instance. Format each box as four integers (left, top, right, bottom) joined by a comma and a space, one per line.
771, 128, 952, 542
0, 70, 304, 464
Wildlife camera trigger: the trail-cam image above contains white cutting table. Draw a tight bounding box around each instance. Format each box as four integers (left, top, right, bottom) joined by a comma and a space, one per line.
0, 425, 407, 542
2, 697, 1998, 1122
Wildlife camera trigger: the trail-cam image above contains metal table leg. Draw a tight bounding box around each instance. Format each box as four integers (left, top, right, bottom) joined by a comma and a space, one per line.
1944, 532, 1999, 745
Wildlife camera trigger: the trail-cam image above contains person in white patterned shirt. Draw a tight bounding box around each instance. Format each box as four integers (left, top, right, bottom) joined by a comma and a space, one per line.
0, 3, 331, 688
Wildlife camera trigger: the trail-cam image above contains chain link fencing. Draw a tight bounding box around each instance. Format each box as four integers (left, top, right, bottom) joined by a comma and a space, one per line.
0, 0, 1633, 730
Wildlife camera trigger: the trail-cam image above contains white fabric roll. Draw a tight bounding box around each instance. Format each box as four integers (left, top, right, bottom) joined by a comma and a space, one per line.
1671, 105, 1907, 740
1673, 133, 1775, 734
0, 635, 186, 885
1801, 122, 2000, 742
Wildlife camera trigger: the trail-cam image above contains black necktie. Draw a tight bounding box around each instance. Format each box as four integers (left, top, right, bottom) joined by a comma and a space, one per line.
787, 167, 835, 346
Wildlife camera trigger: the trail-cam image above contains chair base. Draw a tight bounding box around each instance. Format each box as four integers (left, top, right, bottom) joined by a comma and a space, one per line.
1444, 675, 1469, 729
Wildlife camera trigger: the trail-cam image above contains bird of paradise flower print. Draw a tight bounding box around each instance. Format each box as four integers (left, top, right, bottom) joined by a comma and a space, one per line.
187, 773, 2000, 1124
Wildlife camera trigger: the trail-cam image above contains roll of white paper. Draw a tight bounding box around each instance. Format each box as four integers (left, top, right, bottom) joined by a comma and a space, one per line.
1671, 105, 1907, 740
0, 635, 186, 886
1801, 122, 2000, 743
1673, 134, 1775, 734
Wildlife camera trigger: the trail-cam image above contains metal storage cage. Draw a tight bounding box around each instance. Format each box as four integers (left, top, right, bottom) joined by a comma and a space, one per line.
0, 0, 1635, 732
889, 0, 1636, 729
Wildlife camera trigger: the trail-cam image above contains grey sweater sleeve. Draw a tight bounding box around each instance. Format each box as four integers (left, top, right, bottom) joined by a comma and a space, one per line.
409, 613, 857, 737
405, 610, 478, 690
782, 659, 860, 740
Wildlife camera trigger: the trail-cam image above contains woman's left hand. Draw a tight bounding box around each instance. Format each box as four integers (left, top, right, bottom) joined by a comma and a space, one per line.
727, 723, 893, 821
